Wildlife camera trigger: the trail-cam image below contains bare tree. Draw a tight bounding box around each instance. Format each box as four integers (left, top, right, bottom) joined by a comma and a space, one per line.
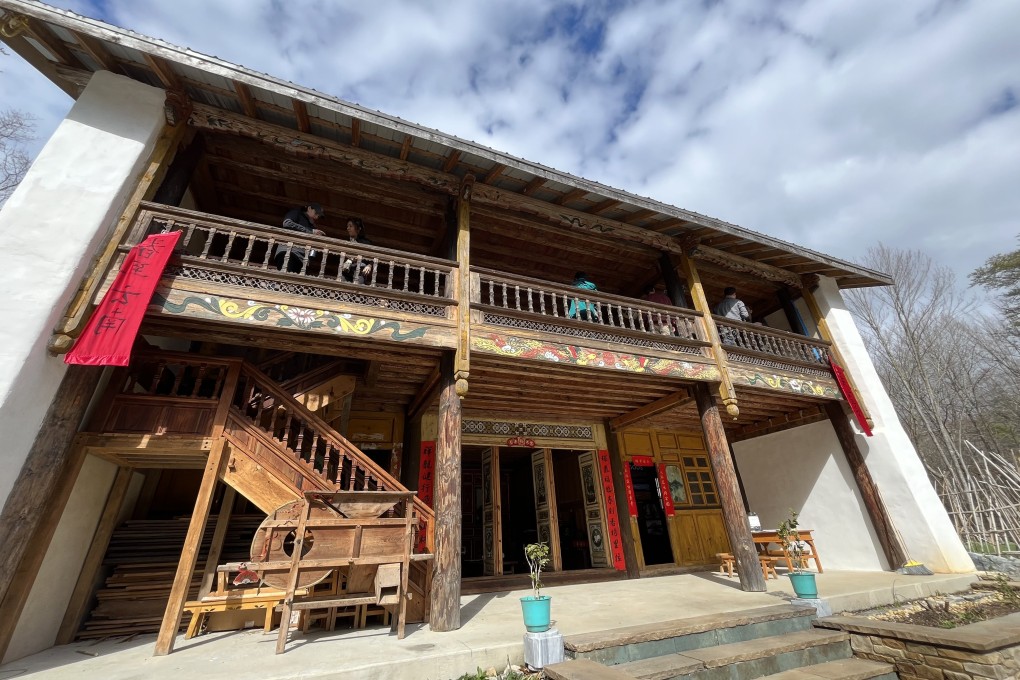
0, 45, 35, 203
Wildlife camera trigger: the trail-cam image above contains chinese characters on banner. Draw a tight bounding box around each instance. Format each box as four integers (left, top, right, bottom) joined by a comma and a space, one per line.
622, 461, 638, 517
657, 464, 675, 516
596, 449, 626, 570
65, 231, 182, 366
415, 441, 436, 553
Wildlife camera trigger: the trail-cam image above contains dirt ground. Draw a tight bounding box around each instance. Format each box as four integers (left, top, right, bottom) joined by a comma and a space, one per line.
849, 579, 1020, 628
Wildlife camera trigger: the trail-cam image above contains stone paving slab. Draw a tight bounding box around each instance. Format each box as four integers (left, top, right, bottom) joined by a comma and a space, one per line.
815, 613, 1020, 652
545, 658, 636, 680
676, 629, 848, 668
766, 658, 896, 680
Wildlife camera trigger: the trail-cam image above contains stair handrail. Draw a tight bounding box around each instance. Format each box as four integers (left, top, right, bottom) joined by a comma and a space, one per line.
234, 360, 435, 553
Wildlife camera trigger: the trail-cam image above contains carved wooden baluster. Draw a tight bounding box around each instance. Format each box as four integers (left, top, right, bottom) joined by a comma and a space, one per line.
295, 422, 307, 462
280, 412, 294, 449
486, 279, 494, 306
513, 285, 521, 311
370, 257, 379, 286
262, 237, 275, 269
316, 248, 330, 278
336, 250, 348, 282
221, 230, 237, 263
539, 290, 546, 315
527, 287, 534, 312
625, 306, 636, 331
501, 282, 508, 309
402, 263, 410, 292
416, 265, 423, 294
299, 246, 310, 276
347, 460, 358, 491
189, 365, 205, 397
551, 292, 559, 317
199, 228, 217, 260
387, 260, 394, 289
181, 223, 197, 250
240, 233, 256, 268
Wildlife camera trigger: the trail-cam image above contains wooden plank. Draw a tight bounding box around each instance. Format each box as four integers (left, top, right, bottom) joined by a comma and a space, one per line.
0, 365, 103, 611
609, 389, 694, 431
399, 134, 412, 161
153, 440, 227, 655
825, 401, 907, 569
454, 176, 474, 392
692, 383, 766, 592
429, 352, 462, 631
197, 487, 235, 600
56, 466, 135, 645
0, 442, 88, 660
292, 100, 310, 133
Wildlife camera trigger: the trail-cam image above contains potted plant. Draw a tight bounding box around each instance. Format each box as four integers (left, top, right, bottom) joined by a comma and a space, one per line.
520, 542, 552, 633
777, 510, 818, 599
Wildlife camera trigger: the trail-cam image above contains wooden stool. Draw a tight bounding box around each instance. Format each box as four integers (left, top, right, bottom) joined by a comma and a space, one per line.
357, 604, 391, 628
759, 556, 779, 580
717, 552, 735, 577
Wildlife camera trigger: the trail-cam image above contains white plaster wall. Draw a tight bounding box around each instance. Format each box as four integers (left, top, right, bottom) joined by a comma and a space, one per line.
0, 72, 165, 511
3, 455, 117, 662
813, 276, 974, 572
734, 419, 888, 571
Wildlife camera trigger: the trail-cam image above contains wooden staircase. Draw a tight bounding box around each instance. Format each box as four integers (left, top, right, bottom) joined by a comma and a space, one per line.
84, 350, 434, 623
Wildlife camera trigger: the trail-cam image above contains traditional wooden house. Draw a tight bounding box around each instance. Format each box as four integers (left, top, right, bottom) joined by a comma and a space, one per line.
0, 0, 973, 664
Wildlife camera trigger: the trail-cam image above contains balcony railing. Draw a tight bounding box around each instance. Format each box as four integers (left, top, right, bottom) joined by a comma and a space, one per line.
713, 316, 831, 370
473, 268, 711, 356
127, 203, 458, 318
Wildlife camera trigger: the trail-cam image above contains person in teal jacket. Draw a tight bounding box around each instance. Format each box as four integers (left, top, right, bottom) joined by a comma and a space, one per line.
567, 271, 599, 321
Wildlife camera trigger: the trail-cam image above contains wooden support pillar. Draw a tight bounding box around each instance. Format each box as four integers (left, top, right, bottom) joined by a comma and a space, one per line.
0, 440, 88, 660
675, 253, 739, 418
659, 252, 689, 308
151, 132, 203, 206
825, 401, 908, 570
56, 466, 134, 645
153, 440, 227, 656
453, 175, 474, 400
693, 383, 766, 592
198, 486, 236, 599
777, 287, 808, 335
0, 365, 102, 609
429, 352, 462, 631
603, 421, 641, 579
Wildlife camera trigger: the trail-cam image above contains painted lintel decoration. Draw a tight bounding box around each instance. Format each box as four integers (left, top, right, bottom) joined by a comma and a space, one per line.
473, 332, 721, 381
505, 437, 536, 448
152, 291, 431, 342
728, 365, 840, 399
597, 449, 626, 570
463, 420, 594, 440
66, 231, 182, 366
829, 357, 873, 436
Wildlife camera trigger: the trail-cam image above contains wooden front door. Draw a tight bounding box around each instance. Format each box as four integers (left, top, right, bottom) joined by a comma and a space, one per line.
531, 449, 562, 571
578, 451, 610, 568
482, 447, 503, 576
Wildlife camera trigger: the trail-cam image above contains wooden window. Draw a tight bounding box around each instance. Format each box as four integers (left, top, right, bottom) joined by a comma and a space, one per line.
680, 455, 719, 507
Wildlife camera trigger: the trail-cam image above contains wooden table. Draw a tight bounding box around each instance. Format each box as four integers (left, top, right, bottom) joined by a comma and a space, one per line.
751, 530, 823, 573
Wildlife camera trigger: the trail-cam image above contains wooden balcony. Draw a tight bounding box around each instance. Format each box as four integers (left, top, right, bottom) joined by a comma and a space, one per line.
121, 203, 461, 349
108, 205, 840, 396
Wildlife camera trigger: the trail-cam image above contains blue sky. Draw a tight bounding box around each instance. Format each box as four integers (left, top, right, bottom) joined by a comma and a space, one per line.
2, 0, 1019, 284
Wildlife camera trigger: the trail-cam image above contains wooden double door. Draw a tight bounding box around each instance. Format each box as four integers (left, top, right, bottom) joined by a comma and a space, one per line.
480, 448, 611, 576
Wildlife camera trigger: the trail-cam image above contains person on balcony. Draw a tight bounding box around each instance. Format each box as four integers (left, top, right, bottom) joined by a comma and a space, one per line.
340, 217, 373, 284
714, 286, 751, 347
567, 272, 600, 322
274, 203, 325, 273
641, 282, 675, 335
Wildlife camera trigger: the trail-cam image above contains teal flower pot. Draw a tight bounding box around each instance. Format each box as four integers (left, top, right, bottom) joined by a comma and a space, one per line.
520, 595, 552, 633
788, 572, 818, 599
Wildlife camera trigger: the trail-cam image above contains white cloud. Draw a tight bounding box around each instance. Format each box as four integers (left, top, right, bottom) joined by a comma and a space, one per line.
2, 0, 1018, 282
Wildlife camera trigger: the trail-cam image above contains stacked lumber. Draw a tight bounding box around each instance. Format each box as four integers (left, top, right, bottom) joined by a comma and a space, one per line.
77, 515, 263, 639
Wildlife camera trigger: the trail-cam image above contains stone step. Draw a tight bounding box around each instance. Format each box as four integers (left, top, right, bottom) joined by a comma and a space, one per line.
566, 604, 818, 666
545, 658, 637, 680
618, 629, 851, 680
764, 658, 897, 680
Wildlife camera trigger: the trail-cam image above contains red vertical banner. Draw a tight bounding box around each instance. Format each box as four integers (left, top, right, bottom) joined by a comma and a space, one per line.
415, 441, 436, 553
622, 461, 638, 517
829, 357, 873, 436
596, 449, 626, 570
65, 231, 181, 366
657, 464, 675, 516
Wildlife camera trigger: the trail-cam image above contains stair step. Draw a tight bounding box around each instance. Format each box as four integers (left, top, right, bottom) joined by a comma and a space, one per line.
618, 630, 850, 680
545, 658, 637, 680
764, 658, 897, 680
565, 604, 817, 665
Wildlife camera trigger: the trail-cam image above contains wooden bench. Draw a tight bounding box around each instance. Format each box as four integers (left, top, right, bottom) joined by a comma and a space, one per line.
716, 552, 780, 580
184, 590, 287, 638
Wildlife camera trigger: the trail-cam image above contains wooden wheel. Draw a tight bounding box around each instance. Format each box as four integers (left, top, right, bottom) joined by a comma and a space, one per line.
250, 498, 338, 589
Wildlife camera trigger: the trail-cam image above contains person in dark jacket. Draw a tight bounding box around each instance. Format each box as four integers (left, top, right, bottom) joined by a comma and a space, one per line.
341, 217, 374, 284
274, 203, 325, 273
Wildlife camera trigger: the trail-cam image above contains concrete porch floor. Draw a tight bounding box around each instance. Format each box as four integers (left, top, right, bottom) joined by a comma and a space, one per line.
0, 570, 975, 680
